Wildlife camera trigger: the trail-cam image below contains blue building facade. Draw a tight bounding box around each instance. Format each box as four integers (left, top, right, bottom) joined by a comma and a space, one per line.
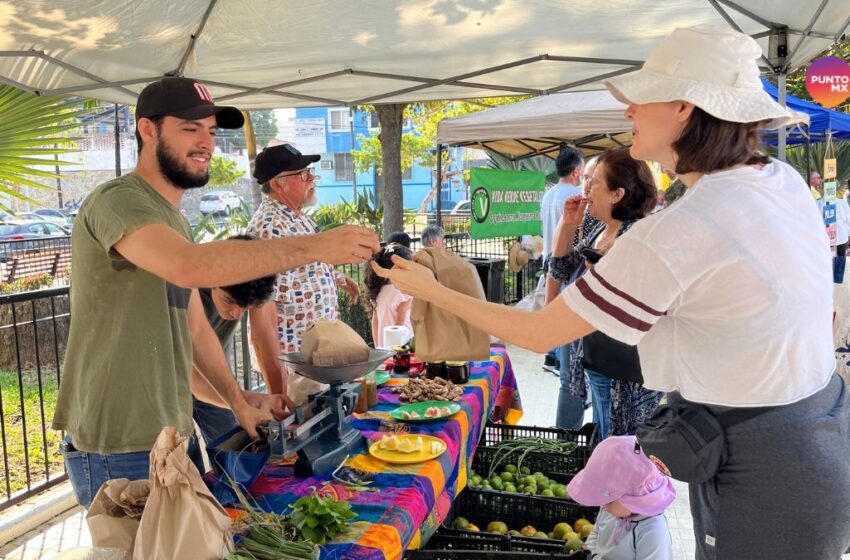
293, 107, 465, 211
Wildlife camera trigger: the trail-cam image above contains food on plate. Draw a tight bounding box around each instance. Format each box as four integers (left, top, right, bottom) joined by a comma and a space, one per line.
377, 434, 423, 453
391, 377, 463, 403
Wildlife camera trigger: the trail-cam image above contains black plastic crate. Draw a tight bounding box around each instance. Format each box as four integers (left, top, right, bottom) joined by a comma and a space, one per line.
404, 529, 587, 559
479, 422, 597, 448
473, 423, 597, 477
452, 487, 597, 531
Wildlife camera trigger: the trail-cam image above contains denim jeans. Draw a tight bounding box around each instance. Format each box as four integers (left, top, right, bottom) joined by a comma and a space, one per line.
555, 344, 585, 430
586, 368, 612, 441
61, 434, 206, 508
60, 436, 150, 508
193, 397, 239, 446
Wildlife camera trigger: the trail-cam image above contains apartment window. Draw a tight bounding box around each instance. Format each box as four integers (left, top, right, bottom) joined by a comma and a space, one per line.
334, 153, 354, 181
329, 108, 351, 131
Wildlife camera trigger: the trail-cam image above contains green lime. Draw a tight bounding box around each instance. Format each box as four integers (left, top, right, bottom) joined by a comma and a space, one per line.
523, 476, 536, 486
503, 483, 516, 493
500, 471, 514, 483
523, 487, 536, 495
520, 466, 531, 475
552, 522, 572, 540
452, 517, 470, 530
487, 521, 508, 534
508, 530, 522, 537
540, 489, 554, 497
505, 464, 518, 474
553, 485, 568, 499
534, 531, 548, 539
471, 475, 482, 486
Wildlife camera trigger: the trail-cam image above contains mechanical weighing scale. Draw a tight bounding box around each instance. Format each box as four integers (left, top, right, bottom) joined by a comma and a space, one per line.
264, 348, 394, 477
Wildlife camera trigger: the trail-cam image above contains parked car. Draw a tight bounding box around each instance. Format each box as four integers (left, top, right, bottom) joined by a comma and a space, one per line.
450, 200, 471, 214
199, 190, 242, 216
0, 220, 71, 262
32, 208, 74, 228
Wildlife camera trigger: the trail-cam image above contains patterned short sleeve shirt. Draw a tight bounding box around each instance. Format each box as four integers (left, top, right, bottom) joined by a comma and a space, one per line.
247, 198, 339, 353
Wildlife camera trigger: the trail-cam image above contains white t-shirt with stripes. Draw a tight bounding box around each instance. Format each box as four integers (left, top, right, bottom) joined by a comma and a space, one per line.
563, 161, 835, 407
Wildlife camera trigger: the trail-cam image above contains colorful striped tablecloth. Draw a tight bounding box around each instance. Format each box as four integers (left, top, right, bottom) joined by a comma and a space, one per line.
222, 345, 522, 560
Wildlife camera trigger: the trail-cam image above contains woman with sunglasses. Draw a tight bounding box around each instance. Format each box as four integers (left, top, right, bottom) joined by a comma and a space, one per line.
373, 26, 850, 558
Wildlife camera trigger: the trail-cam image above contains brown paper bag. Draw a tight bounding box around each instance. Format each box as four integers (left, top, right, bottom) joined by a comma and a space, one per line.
301, 319, 370, 365
412, 248, 491, 362
86, 478, 149, 555
133, 427, 234, 560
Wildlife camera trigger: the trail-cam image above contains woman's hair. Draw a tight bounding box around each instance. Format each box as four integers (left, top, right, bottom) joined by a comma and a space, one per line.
364, 243, 414, 305
598, 148, 658, 221
674, 107, 770, 174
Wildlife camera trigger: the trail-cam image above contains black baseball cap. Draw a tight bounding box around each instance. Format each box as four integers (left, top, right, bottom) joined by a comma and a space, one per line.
136, 77, 244, 129
253, 144, 321, 183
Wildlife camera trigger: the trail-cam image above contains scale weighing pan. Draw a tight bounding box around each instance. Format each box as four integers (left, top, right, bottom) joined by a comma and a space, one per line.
279, 348, 394, 385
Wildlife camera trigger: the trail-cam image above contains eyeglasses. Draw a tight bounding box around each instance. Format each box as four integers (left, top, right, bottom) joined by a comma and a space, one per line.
276, 168, 316, 182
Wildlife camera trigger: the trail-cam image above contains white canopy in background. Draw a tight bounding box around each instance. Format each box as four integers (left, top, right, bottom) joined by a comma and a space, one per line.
437, 89, 633, 158
0, 1, 848, 109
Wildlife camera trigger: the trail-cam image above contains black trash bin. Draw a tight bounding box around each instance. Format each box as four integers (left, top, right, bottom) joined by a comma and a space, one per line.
469, 258, 505, 303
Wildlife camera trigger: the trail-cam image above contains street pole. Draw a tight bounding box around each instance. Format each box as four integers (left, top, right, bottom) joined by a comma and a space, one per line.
349, 112, 358, 200
114, 103, 122, 176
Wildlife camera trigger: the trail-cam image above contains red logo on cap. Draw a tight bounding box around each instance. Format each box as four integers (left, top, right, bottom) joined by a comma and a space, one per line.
193, 82, 214, 103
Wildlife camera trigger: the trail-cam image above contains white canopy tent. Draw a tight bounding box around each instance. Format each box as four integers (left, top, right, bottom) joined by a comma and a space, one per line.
436, 89, 634, 160
0, 0, 847, 109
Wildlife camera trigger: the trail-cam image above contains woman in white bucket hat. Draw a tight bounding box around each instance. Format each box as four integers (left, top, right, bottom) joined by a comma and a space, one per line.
374, 26, 850, 558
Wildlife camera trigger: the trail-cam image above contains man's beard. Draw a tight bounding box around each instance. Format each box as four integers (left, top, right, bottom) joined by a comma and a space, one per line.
302, 184, 318, 208
156, 140, 210, 190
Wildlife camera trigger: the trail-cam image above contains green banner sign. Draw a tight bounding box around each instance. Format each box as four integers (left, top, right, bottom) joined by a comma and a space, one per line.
468, 167, 545, 239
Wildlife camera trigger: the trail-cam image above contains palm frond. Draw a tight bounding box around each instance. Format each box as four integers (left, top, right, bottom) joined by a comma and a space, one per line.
0, 85, 85, 211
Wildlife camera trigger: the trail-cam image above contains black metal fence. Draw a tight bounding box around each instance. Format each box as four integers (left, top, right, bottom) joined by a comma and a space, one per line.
0, 225, 540, 511
0, 287, 70, 509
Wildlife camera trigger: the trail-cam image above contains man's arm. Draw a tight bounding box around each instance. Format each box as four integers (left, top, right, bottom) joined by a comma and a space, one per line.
249, 302, 287, 396
113, 224, 379, 288
187, 289, 272, 439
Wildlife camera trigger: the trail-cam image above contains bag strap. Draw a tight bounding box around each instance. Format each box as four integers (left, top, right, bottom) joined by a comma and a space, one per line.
713, 406, 776, 429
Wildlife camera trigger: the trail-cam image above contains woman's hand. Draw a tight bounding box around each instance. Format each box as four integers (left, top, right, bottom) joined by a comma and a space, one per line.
563, 194, 587, 231
370, 255, 440, 301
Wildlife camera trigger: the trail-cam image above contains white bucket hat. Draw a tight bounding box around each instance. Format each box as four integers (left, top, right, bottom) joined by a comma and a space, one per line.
605, 26, 807, 130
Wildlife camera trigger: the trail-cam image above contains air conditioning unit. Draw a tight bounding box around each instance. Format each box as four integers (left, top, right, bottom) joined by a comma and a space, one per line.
320, 161, 333, 170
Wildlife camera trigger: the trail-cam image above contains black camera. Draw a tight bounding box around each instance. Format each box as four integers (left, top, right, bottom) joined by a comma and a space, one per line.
579, 247, 604, 265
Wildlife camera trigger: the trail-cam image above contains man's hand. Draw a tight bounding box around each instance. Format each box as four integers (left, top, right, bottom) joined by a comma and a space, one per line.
562, 195, 587, 232
338, 274, 361, 304
314, 225, 380, 264
232, 402, 275, 440
244, 391, 293, 419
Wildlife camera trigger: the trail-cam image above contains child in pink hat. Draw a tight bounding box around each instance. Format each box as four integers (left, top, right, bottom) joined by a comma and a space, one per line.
567, 435, 675, 559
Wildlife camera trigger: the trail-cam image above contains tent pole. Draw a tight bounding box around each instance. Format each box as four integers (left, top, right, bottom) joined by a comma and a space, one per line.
114, 103, 121, 177
777, 73, 787, 162
805, 124, 811, 187
436, 144, 443, 223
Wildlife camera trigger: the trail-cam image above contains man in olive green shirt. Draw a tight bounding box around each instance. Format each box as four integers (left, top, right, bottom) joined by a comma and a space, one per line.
53, 77, 379, 507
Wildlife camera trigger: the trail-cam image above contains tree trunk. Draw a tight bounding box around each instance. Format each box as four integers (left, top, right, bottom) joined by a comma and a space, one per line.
375, 103, 406, 237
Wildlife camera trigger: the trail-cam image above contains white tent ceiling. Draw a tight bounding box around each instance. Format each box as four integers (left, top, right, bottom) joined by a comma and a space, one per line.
0, 1, 848, 109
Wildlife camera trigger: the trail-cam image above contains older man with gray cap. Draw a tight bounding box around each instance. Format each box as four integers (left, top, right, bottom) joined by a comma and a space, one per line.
248, 144, 361, 405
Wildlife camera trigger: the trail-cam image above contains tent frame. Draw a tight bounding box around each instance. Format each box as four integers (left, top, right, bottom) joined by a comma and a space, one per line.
1, 0, 847, 107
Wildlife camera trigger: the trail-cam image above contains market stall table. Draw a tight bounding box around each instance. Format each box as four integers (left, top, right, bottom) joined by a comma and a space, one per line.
213, 345, 522, 560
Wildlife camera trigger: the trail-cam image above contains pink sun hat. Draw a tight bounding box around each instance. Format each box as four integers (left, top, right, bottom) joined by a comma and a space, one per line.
567, 436, 676, 516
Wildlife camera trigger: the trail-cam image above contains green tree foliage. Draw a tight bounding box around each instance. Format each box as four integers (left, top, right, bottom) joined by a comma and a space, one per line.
222, 109, 278, 151
207, 155, 244, 187
0, 86, 87, 212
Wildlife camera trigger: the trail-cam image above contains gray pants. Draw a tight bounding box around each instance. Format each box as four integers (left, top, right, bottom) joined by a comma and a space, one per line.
688, 374, 850, 559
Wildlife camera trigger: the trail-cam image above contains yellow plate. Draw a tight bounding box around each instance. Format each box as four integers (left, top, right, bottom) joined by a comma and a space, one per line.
368, 434, 447, 465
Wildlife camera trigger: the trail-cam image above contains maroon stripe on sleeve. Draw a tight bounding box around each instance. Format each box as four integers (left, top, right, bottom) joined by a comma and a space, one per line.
575, 277, 654, 332
589, 267, 664, 317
